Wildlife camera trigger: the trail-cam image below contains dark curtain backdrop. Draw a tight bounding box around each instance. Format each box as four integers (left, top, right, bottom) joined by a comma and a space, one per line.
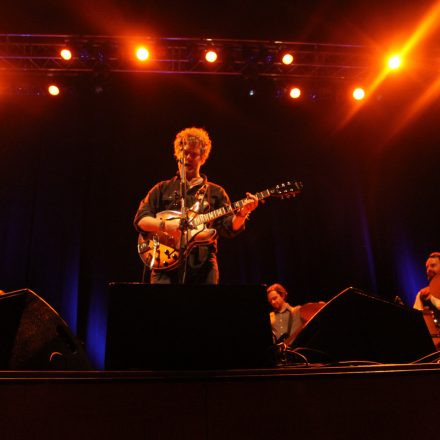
1, 74, 439, 367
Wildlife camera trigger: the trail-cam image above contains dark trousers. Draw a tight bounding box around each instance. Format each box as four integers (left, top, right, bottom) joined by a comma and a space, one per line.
150, 254, 219, 284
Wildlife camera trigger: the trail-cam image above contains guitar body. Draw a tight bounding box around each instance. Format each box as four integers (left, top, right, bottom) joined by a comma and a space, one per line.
137, 210, 217, 271
136, 180, 303, 271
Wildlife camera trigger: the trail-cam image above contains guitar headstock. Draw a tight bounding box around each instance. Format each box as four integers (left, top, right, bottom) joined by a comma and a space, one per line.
269, 180, 303, 199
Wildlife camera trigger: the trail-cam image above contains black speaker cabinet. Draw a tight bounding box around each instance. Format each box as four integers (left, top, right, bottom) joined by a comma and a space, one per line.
105, 283, 274, 370
0, 289, 92, 370
291, 287, 436, 363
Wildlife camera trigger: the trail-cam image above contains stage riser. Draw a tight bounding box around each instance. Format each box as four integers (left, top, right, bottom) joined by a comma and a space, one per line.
0, 369, 438, 440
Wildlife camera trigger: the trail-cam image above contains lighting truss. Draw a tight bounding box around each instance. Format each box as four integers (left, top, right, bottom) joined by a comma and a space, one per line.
0, 33, 374, 81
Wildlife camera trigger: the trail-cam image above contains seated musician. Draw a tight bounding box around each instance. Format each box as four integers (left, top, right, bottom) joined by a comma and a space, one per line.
267, 283, 325, 346
134, 127, 258, 284
267, 283, 303, 345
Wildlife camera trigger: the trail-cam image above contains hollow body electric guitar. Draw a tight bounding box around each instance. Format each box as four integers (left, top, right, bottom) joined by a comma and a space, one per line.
137, 180, 303, 271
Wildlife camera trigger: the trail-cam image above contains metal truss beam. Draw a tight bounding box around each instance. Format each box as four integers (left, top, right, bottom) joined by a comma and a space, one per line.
0, 34, 372, 81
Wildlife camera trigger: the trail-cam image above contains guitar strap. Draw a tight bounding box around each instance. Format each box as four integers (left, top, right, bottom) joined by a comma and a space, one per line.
192, 184, 208, 213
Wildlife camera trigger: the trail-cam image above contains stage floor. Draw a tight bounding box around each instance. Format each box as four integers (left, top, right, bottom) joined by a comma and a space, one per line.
0, 363, 439, 440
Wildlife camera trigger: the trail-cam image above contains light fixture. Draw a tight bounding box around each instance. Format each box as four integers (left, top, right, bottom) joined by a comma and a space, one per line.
387, 54, 402, 70
289, 87, 301, 99
48, 84, 60, 96
352, 87, 365, 101
60, 48, 72, 61
205, 50, 218, 63
135, 46, 150, 62
282, 53, 294, 65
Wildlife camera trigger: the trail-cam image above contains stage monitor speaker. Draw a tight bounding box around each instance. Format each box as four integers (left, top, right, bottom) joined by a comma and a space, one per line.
105, 283, 274, 370
291, 287, 436, 364
0, 289, 92, 370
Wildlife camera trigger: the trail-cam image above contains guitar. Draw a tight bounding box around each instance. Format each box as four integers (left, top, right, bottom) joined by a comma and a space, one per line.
137, 180, 303, 271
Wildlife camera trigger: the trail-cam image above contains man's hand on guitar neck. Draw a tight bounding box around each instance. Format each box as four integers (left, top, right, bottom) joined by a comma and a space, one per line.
232, 192, 259, 231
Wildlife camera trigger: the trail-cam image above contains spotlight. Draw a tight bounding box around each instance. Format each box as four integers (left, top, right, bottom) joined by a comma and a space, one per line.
60, 48, 72, 61
48, 85, 60, 96
205, 50, 218, 63
289, 87, 301, 99
387, 54, 402, 70
352, 87, 365, 101
282, 53, 294, 65
136, 46, 150, 62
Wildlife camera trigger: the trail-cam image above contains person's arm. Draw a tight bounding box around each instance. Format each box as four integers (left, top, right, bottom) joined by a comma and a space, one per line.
414, 287, 430, 310
137, 215, 180, 239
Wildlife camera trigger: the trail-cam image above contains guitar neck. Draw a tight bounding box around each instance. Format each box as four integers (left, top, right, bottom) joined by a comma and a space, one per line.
193, 189, 272, 227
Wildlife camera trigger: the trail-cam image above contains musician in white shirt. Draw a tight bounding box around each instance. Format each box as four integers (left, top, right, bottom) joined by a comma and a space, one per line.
413, 252, 440, 311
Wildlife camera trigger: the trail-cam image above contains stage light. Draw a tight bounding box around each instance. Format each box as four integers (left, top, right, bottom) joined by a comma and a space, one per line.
289, 87, 301, 99
352, 87, 365, 101
60, 48, 72, 61
48, 85, 60, 96
135, 46, 150, 62
205, 50, 218, 63
388, 54, 402, 70
282, 53, 294, 65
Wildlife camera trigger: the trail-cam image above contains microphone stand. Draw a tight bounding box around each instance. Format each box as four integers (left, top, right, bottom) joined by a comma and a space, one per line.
178, 143, 189, 284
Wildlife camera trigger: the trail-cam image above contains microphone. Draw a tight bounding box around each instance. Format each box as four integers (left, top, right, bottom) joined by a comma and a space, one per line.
178, 138, 187, 164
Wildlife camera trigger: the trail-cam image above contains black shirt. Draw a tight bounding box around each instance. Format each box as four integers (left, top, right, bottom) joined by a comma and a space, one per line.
134, 174, 243, 268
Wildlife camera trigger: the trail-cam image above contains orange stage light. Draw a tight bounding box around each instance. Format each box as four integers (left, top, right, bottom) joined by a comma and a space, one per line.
282, 53, 294, 65
387, 54, 402, 70
205, 50, 218, 63
48, 85, 60, 96
60, 49, 72, 61
135, 46, 150, 62
352, 87, 365, 101
289, 87, 301, 99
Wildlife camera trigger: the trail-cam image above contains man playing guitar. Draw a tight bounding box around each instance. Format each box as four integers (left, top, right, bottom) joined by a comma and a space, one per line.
134, 127, 258, 284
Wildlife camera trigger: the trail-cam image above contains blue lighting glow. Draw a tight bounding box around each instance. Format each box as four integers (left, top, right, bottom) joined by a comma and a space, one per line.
85, 285, 108, 369
395, 245, 425, 307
